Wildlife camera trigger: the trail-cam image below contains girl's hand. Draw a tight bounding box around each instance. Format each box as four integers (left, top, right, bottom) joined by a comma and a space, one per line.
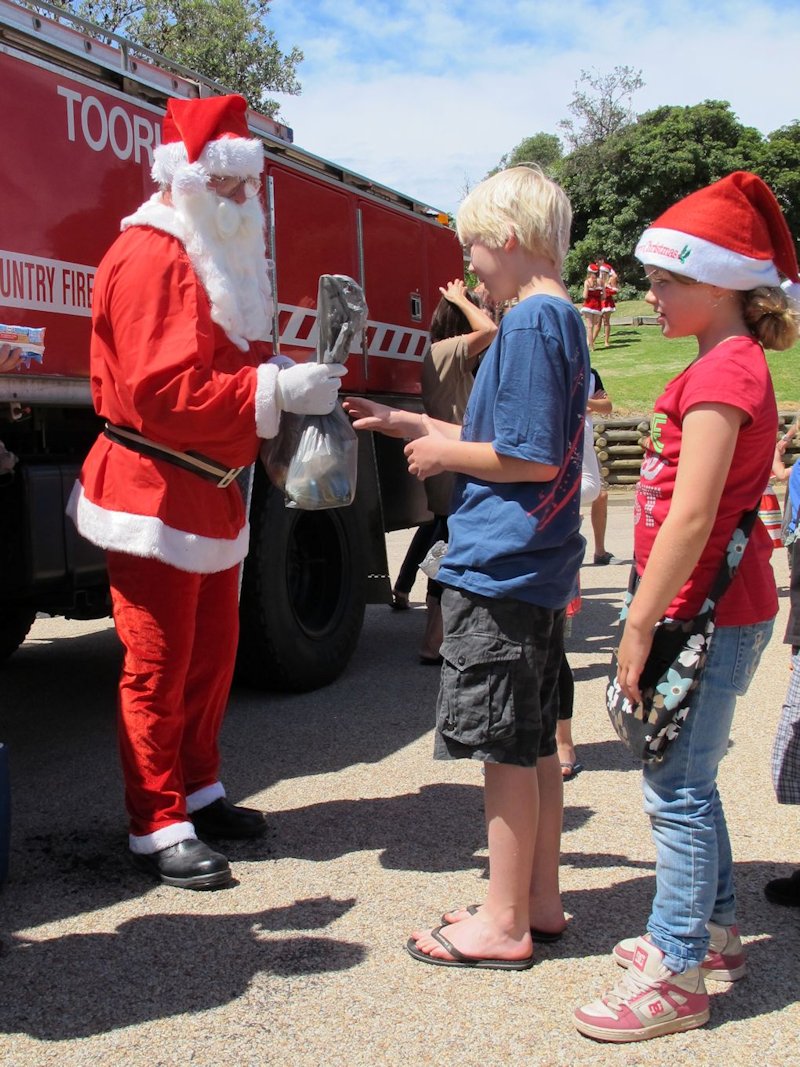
404, 435, 445, 480
616, 619, 654, 706
0, 344, 22, 373
439, 279, 467, 304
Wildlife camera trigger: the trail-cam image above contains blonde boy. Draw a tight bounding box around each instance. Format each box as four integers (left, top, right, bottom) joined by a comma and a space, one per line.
347, 166, 590, 966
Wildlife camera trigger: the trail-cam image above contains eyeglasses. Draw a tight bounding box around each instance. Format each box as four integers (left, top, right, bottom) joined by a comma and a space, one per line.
207, 174, 262, 200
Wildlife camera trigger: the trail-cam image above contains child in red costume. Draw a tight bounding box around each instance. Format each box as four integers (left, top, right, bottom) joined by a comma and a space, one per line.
67, 95, 345, 889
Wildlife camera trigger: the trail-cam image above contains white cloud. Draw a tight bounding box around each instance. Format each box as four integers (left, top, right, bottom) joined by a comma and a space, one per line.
267, 1, 800, 213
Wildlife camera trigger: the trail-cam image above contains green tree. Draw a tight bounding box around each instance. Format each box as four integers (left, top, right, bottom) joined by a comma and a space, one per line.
559, 101, 771, 290
47, 1, 302, 116
757, 121, 800, 252
489, 132, 563, 177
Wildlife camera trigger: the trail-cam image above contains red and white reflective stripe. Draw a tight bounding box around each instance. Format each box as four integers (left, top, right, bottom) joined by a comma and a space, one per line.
277, 302, 429, 362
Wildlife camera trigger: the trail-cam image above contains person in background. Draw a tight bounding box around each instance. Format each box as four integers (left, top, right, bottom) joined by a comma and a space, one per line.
580, 264, 603, 351
555, 388, 602, 780
574, 171, 799, 1042
766, 515, 800, 908
66, 95, 345, 890
417, 278, 497, 662
598, 260, 618, 348
588, 368, 616, 565
390, 281, 496, 622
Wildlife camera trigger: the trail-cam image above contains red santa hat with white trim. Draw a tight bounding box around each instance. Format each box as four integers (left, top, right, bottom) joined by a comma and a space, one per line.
635, 171, 800, 295
151, 94, 263, 195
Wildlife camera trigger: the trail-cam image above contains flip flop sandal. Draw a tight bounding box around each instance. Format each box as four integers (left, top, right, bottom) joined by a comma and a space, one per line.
440, 904, 565, 944
560, 761, 583, 782
406, 926, 534, 970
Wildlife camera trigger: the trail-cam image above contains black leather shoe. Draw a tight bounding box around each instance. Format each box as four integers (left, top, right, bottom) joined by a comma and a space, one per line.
191, 797, 267, 839
764, 869, 800, 907
130, 839, 231, 890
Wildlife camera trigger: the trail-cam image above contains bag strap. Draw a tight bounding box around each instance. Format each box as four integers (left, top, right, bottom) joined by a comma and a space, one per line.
707, 504, 760, 604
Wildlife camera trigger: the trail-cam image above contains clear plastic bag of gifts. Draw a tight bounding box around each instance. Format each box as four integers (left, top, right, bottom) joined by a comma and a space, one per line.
261, 274, 367, 509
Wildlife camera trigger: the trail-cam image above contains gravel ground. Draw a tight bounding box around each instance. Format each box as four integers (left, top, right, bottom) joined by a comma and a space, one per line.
1, 495, 798, 1066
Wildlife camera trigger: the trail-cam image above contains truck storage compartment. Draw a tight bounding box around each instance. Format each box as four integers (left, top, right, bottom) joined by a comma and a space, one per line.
21, 463, 104, 586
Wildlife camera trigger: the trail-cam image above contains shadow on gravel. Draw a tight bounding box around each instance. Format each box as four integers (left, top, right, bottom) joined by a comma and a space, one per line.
0, 896, 364, 1040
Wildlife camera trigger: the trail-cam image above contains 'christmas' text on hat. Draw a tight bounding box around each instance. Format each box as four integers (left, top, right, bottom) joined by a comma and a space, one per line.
151, 94, 263, 194
635, 171, 799, 290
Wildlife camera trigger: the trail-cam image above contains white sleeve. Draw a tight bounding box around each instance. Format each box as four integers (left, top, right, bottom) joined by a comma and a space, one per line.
580, 416, 601, 504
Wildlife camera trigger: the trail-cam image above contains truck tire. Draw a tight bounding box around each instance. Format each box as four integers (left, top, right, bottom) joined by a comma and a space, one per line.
0, 606, 36, 663
236, 471, 367, 692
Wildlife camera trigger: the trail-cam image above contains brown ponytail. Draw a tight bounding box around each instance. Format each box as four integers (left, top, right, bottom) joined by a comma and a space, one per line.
741, 286, 800, 351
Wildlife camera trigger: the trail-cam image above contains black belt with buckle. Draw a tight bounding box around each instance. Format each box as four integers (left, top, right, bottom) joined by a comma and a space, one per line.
104, 423, 244, 488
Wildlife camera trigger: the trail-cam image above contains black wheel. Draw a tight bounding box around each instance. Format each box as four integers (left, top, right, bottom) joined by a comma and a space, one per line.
0, 606, 36, 663
236, 471, 367, 691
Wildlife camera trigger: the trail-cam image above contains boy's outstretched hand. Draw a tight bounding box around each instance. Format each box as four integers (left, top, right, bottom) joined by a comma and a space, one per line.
343, 397, 424, 440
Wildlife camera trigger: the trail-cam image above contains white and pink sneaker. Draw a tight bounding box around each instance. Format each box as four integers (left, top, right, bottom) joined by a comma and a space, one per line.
613, 922, 746, 982
574, 936, 709, 1042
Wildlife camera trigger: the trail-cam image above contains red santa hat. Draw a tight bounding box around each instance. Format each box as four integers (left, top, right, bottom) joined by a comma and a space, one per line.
587, 263, 599, 274
151, 94, 263, 194
635, 171, 800, 290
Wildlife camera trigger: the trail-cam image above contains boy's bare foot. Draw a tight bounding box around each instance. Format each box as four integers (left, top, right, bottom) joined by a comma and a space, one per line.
441, 902, 567, 943
409, 909, 532, 965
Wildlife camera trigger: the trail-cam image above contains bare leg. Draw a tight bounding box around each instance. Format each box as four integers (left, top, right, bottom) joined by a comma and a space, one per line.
419, 595, 444, 660
410, 763, 536, 962
583, 314, 594, 351
556, 716, 577, 771
591, 490, 609, 558
528, 752, 566, 933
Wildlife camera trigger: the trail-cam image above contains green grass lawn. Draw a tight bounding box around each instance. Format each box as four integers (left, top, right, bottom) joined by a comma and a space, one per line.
589, 299, 800, 417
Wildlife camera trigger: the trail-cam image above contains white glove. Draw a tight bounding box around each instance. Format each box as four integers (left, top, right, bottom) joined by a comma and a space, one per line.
275, 363, 347, 415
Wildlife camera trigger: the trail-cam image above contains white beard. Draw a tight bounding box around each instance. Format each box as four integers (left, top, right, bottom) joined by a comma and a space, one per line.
170, 185, 274, 351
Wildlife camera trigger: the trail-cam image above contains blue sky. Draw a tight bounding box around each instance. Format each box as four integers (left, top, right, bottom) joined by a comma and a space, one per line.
267, 0, 800, 213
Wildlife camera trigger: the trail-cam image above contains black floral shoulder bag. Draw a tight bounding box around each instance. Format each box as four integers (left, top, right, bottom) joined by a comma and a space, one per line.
606, 506, 760, 763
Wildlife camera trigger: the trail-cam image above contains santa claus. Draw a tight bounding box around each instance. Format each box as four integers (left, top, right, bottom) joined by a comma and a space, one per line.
67, 94, 344, 889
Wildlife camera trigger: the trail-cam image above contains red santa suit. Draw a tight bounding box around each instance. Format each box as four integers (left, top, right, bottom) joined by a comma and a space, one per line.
66, 96, 319, 859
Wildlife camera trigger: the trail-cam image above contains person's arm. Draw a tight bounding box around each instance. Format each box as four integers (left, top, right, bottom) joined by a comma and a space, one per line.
777, 417, 799, 456
616, 402, 744, 704
772, 442, 791, 481
404, 435, 558, 483
439, 279, 498, 358
342, 398, 462, 441
587, 390, 612, 416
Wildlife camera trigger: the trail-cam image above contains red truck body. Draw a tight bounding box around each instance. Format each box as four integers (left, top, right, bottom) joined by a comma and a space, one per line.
0, 0, 462, 689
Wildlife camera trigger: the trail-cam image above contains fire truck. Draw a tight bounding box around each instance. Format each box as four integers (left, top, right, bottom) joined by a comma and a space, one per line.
0, 0, 462, 690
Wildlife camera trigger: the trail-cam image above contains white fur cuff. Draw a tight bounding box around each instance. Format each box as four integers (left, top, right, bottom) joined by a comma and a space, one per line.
186, 782, 226, 814
129, 821, 196, 855
255, 362, 282, 439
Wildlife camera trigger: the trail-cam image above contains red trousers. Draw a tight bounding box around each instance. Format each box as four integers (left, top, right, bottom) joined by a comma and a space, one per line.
107, 551, 239, 840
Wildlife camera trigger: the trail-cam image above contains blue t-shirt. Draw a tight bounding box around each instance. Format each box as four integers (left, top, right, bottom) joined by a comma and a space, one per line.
436, 294, 589, 608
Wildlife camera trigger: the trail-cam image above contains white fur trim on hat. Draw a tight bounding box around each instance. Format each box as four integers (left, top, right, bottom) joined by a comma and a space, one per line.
636, 226, 782, 289
152, 135, 263, 191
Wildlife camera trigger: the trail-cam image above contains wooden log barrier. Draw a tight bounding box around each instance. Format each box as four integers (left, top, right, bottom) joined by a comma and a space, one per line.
592, 412, 799, 483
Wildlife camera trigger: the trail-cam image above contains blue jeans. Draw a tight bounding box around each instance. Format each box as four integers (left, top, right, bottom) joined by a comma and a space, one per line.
643, 619, 773, 973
